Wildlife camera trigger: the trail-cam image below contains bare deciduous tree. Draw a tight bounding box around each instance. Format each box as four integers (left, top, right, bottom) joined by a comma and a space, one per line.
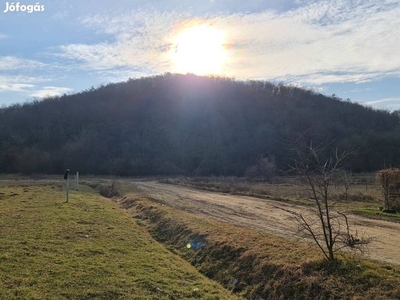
245, 156, 276, 182
341, 171, 353, 202
256, 156, 276, 182
287, 139, 372, 261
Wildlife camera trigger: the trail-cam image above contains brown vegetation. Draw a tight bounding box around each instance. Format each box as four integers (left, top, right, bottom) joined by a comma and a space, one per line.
163, 174, 380, 205
116, 192, 400, 299
376, 168, 400, 211
287, 140, 372, 261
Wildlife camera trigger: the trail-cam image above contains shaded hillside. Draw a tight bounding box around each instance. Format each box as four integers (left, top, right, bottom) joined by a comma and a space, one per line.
0, 73, 399, 175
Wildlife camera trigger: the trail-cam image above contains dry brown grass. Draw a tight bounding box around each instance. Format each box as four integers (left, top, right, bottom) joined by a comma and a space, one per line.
162, 175, 382, 208
116, 191, 400, 299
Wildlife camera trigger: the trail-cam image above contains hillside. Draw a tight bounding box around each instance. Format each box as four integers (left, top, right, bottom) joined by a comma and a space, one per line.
0, 73, 399, 175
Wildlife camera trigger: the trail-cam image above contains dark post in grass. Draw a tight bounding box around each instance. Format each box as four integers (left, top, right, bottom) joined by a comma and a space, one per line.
64, 169, 70, 203
76, 172, 79, 191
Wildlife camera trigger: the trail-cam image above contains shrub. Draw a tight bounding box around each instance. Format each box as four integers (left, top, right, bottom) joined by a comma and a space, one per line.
376, 168, 400, 211
99, 181, 120, 198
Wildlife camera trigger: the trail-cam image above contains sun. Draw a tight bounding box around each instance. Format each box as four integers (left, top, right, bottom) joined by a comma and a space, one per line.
172, 25, 226, 75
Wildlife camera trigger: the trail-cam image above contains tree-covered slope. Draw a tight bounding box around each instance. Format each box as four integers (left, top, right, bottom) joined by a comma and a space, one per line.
1, 73, 399, 175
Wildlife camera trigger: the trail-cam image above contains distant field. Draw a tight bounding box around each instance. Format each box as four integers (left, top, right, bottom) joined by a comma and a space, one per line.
0, 179, 237, 299
162, 174, 381, 200
162, 175, 400, 222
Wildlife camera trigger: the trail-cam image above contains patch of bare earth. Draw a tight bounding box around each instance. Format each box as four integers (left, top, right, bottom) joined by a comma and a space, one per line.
134, 181, 400, 265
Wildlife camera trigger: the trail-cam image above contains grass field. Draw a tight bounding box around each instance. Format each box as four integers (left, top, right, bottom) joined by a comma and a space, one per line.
3, 176, 400, 299
0, 180, 237, 299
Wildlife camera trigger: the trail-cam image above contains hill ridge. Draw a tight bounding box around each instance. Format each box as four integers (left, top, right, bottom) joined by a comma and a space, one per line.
1, 73, 399, 175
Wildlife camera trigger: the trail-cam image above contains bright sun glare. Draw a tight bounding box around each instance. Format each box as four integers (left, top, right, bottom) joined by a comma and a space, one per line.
172, 25, 226, 75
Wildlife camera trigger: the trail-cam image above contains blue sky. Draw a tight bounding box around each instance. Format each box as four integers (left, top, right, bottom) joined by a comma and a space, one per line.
1, 0, 400, 110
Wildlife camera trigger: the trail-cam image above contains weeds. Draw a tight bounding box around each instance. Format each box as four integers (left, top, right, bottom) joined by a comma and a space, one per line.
99, 181, 120, 198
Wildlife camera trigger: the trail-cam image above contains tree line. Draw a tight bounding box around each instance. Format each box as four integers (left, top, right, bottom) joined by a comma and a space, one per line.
0, 73, 399, 176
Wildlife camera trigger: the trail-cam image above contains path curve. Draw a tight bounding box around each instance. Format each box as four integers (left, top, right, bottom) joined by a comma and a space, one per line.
134, 181, 400, 265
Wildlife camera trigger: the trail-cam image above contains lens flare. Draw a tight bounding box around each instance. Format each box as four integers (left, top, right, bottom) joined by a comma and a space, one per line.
186, 241, 204, 250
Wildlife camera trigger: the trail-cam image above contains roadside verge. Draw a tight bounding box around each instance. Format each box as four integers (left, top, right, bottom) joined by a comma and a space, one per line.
116, 192, 400, 299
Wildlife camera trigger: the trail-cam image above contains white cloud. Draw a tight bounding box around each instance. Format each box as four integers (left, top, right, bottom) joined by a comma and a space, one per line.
56, 43, 125, 70
0, 75, 40, 93
365, 97, 400, 106
54, 11, 189, 74
219, 0, 400, 84
364, 97, 400, 111
348, 87, 374, 94
0, 56, 46, 71
51, 1, 400, 86
29, 86, 74, 98
92, 69, 152, 84
0, 73, 61, 99
0, 83, 35, 93
0, 57, 70, 97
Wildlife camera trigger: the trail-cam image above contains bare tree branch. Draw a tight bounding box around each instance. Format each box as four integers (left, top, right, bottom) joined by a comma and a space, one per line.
287, 138, 372, 261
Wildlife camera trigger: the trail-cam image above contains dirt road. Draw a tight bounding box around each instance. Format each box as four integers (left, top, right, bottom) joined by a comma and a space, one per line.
133, 181, 400, 265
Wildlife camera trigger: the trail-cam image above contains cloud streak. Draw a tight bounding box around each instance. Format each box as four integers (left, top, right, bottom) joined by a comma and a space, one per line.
29, 86, 74, 98
364, 97, 400, 110
0, 75, 39, 93
0, 56, 53, 96
0, 56, 46, 71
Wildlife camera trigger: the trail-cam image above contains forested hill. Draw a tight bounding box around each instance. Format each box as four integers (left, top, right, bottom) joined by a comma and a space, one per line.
1, 73, 399, 176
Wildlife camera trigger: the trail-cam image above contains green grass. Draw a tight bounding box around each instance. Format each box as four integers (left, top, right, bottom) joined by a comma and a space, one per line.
353, 206, 400, 222
0, 181, 237, 299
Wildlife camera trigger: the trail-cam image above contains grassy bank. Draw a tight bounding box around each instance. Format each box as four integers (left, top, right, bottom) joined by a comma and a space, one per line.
119, 191, 400, 299
0, 181, 237, 299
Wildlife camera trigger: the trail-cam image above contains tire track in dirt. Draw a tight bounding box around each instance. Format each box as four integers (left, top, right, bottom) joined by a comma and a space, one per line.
134, 181, 400, 265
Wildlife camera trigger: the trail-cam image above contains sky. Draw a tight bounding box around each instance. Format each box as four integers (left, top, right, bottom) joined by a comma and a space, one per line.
1, 0, 400, 110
